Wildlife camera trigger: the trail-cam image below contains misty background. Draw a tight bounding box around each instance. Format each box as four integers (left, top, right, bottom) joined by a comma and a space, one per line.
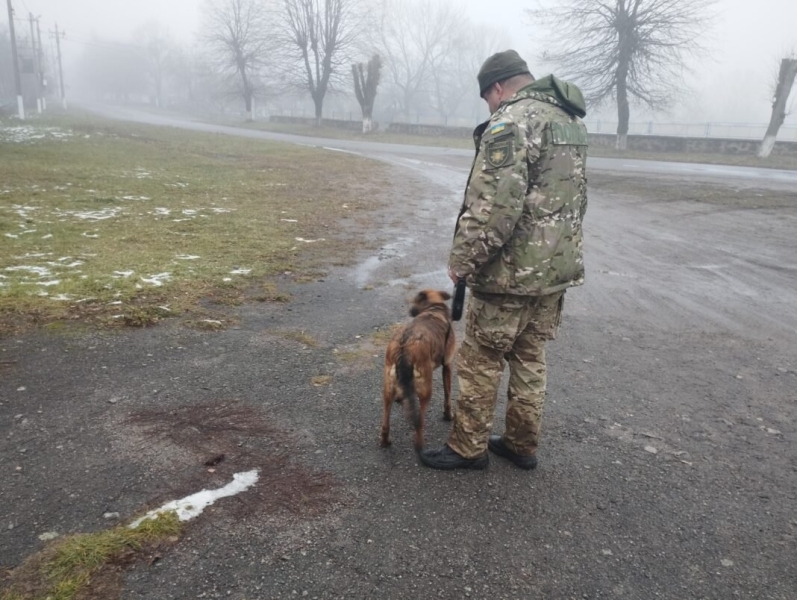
3, 0, 796, 132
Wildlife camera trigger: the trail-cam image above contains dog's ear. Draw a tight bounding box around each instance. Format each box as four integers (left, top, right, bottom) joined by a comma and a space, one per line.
414, 291, 428, 303
409, 306, 419, 317
440, 291, 451, 300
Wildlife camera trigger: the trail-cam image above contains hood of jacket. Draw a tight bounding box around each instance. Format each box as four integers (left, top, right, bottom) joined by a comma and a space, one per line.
512, 74, 587, 118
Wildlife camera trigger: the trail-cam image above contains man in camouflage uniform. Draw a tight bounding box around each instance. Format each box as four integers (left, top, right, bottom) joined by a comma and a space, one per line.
420, 50, 588, 471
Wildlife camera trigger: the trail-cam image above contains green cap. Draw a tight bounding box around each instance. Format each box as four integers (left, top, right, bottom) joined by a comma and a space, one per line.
477, 50, 531, 96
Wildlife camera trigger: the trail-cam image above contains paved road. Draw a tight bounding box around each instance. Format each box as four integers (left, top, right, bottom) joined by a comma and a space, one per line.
2, 105, 795, 599
85, 103, 797, 187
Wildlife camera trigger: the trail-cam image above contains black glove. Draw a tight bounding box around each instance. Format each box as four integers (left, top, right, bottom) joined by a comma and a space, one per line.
451, 278, 466, 322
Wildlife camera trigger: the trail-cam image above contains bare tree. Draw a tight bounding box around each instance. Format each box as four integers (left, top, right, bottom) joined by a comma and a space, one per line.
0, 26, 13, 99
528, 0, 714, 150
758, 53, 797, 159
352, 54, 381, 132
428, 22, 506, 125
281, 0, 358, 126
375, 0, 456, 118
135, 22, 173, 108
201, 0, 273, 120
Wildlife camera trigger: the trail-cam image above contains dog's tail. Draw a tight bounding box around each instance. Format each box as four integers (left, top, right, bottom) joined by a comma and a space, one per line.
396, 351, 420, 431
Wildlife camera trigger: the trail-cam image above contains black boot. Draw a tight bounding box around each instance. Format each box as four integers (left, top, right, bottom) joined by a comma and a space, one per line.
419, 445, 488, 470
488, 436, 538, 470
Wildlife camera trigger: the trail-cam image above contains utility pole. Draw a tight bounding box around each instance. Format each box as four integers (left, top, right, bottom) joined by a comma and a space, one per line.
36, 17, 46, 110
5, 0, 25, 119
29, 12, 42, 113
53, 23, 66, 110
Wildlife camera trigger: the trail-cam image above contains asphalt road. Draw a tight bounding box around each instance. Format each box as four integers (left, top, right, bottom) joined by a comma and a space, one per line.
2, 106, 795, 599
84, 103, 797, 186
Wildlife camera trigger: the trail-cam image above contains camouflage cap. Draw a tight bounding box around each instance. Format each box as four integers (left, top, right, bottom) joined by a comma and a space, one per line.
477, 50, 531, 96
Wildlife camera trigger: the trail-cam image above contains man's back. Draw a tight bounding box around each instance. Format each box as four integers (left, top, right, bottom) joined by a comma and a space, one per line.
453, 75, 589, 297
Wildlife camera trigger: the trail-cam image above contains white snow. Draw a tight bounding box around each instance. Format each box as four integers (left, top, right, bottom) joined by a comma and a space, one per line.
0, 125, 73, 143
140, 272, 171, 287
229, 268, 251, 275
5, 265, 52, 278
175, 255, 201, 260
56, 207, 123, 221
129, 470, 259, 528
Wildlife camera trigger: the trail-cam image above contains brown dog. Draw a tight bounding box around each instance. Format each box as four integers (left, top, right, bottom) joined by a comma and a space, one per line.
380, 290, 456, 451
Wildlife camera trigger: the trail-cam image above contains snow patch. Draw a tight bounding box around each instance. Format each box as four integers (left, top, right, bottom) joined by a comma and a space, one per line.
129, 470, 259, 528
140, 272, 171, 287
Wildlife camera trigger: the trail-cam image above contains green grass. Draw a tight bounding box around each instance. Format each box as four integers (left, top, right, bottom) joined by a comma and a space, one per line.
0, 512, 182, 600
0, 114, 385, 334
277, 329, 319, 347
224, 118, 475, 149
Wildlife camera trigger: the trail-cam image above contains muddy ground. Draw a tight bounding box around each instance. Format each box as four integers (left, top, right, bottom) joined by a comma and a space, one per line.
2, 130, 796, 599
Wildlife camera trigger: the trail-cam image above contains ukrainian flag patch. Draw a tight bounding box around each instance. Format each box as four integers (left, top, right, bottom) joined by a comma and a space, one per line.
490, 122, 507, 135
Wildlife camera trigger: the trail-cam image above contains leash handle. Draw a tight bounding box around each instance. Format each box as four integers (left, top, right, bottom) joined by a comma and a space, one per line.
451, 278, 466, 321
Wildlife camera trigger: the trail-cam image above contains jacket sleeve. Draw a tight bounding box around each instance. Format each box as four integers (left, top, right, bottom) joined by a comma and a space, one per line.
449, 120, 534, 278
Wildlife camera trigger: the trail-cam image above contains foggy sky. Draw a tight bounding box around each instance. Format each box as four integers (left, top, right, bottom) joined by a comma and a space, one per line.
17, 0, 797, 124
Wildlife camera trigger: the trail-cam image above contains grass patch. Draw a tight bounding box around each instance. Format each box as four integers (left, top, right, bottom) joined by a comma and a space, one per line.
334, 348, 374, 363
0, 113, 385, 335
225, 119, 474, 150
311, 374, 333, 386
277, 329, 318, 347
370, 323, 403, 347
254, 282, 291, 303
0, 512, 182, 600
589, 172, 797, 210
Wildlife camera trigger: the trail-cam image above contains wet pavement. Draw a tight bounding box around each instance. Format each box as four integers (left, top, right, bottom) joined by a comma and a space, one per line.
2, 106, 796, 599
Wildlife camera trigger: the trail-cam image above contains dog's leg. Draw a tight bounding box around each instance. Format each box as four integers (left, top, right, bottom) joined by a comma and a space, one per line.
414, 369, 433, 451
442, 362, 453, 421
380, 367, 393, 447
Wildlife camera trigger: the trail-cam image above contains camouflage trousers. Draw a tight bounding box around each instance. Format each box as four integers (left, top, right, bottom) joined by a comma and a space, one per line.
447, 291, 564, 459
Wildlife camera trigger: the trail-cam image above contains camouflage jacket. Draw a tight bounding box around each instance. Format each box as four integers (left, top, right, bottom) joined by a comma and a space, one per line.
449, 75, 589, 296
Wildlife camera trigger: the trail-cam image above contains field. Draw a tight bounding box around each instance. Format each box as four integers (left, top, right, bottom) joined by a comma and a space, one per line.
0, 115, 386, 335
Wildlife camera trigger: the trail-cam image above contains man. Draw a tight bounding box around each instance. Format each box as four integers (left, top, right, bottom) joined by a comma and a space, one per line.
419, 50, 588, 471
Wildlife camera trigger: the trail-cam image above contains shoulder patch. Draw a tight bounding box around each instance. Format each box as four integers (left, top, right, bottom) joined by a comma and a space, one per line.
485, 137, 514, 169
490, 122, 508, 135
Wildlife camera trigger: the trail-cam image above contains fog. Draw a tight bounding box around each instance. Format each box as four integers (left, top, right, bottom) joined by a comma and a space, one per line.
6, 0, 797, 129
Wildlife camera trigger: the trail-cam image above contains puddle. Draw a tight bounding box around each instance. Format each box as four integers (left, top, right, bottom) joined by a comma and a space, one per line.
352, 237, 414, 287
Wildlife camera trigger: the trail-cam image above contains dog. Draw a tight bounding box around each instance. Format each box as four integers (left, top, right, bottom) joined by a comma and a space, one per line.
380, 289, 456, 451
